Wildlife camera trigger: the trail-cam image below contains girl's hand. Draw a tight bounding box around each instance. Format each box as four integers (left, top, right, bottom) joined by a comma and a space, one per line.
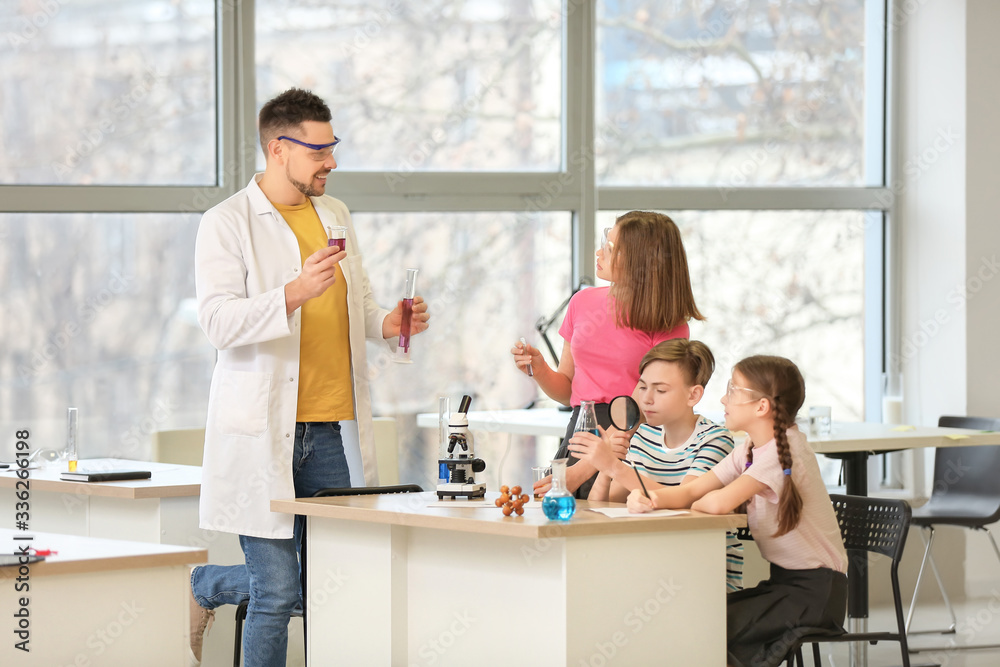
567, 427, 616, 472
382, 296, 430, 339
510, 339, 541, 377
626, 488, 657, 513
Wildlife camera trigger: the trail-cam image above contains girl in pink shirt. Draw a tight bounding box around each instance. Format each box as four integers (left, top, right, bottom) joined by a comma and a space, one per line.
511, 211, 702, 498
627, 355, 848, 667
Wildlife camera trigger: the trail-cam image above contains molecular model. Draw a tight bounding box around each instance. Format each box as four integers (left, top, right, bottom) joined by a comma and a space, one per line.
496, 485, 529, 516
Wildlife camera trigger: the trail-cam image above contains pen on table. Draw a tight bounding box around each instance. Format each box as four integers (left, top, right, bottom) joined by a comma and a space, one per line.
519, 337, 533, 377
633, 466, 651, 500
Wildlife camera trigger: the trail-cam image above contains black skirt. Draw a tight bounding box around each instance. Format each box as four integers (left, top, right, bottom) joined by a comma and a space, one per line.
727, 563, 848, 667
553, 402, 613, 499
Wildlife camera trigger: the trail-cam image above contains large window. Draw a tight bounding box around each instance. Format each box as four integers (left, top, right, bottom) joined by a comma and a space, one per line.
255, 0, 563, 172
597, 209, 868, 421
353, 211, 571, 489
597, 0, 872, 186
0, 0, 217, 185
0, 213, 213, 456
1, 1, 893, 493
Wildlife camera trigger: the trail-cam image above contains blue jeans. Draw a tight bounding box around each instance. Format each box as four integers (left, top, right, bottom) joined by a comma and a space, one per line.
191, 422, 351, 667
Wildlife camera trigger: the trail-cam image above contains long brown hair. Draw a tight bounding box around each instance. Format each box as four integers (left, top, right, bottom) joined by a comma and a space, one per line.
735, 355, 806, 537
608, 211, 704, 333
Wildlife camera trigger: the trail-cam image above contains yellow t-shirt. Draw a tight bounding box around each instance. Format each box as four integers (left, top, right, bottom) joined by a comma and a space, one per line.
273, 200, 354, 422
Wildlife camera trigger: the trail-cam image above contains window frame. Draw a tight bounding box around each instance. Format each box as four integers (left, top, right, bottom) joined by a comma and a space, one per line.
0, 0, 898, 425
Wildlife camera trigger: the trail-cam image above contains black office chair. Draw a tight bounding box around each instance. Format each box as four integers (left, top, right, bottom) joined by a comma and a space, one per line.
904, 415, 1000, 648
785, 494, 912, 667
233, 484, 423, 666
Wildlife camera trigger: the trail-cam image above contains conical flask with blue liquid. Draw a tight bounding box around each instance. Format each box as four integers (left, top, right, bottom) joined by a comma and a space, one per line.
542, 458, 576, 521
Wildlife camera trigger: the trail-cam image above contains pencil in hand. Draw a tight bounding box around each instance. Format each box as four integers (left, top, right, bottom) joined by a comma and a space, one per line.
633, 465, 651, 500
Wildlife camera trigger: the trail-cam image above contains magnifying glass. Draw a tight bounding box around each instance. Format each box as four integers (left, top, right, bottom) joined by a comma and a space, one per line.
608, 395, 642, 432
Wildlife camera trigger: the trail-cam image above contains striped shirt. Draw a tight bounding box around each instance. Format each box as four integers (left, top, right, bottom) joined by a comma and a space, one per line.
626, 416, 744, 591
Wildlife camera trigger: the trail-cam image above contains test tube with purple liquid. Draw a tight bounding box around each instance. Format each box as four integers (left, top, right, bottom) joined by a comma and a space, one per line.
327, 226, 347, 252
394, 268, 419, 363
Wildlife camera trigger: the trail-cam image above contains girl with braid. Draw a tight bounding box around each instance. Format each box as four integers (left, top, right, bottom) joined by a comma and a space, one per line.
626, 355, 847, 667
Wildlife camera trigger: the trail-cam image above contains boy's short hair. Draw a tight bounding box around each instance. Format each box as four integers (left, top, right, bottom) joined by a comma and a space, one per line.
258, 88, 332, 153
639, 339, 715, 388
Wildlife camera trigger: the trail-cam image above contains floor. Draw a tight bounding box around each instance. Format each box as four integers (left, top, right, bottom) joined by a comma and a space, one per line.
804, 600, 1000, 666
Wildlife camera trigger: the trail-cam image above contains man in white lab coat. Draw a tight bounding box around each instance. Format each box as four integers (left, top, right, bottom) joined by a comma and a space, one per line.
188, 88, 428, 666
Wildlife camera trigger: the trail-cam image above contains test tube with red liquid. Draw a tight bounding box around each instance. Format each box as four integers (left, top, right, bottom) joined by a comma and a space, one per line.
394, 268, 419, 363
327, 226, 347, 252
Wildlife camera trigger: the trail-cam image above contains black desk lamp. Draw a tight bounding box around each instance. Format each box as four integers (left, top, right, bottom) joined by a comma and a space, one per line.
533, 280, 591, 370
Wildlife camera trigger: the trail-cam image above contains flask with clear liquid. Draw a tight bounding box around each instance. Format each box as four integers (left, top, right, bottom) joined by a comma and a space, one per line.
542, 458, 576, 521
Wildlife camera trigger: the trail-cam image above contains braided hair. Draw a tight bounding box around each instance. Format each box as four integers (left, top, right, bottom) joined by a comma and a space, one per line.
735, 355, 806, 537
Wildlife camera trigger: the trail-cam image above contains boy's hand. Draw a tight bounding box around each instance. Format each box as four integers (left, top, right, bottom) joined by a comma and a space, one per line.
605, 426, 630, 459
627, 488, 657, 513
533, 474, 552, 496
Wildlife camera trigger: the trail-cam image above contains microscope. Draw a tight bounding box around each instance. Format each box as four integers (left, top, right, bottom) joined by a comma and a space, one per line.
436, 395, 487, 500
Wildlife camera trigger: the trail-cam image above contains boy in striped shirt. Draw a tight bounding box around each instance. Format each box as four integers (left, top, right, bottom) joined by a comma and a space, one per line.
568, 339, 743, 590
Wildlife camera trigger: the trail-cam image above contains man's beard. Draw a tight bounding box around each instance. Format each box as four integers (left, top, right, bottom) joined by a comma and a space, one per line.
287, 166, 327, 197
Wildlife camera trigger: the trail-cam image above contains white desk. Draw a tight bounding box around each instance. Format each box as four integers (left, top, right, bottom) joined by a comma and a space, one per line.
0, 529, 205, 666
273, 492, 744, 667
0, 458, 244, 666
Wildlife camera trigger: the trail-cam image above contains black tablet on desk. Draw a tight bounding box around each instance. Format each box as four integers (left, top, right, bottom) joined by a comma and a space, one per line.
59, 470, 152, 482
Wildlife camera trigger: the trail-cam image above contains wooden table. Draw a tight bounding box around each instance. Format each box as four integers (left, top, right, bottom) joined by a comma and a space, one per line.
273, 491, 744, 667
0, 529, 205, 666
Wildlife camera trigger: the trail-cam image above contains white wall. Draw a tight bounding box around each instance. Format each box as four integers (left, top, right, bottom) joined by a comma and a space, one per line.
965, 0, 1000, 419
898, 0, 967, 429
897, 0, 1000, 603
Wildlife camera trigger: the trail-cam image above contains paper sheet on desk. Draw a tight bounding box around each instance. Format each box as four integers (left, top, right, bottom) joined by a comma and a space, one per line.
588, 507, 689, 519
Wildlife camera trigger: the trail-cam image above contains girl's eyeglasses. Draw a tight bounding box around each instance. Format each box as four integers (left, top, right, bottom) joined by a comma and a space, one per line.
600, 227, 614, 254
725, 380, 767, 405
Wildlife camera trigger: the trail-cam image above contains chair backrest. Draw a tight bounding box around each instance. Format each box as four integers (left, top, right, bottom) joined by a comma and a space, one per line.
313, 484, 423, 498
150, 428, 205, 466
932, 416, 1000, 498
372, 416, 400, 485
829, 494, 910, 562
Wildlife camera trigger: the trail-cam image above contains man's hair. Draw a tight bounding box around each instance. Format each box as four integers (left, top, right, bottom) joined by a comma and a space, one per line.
258, 88, 332, 153
639, 339, 715, 388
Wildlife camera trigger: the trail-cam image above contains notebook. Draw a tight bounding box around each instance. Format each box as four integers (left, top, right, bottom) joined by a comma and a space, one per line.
59, 470, 151, 482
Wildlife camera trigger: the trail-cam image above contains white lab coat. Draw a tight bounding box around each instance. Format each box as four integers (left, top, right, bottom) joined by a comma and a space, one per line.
195, 174, 391, 539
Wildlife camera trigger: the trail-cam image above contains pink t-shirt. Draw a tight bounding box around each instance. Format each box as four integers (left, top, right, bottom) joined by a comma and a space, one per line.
558, 286, 689, 406
714, 427, 848, 573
